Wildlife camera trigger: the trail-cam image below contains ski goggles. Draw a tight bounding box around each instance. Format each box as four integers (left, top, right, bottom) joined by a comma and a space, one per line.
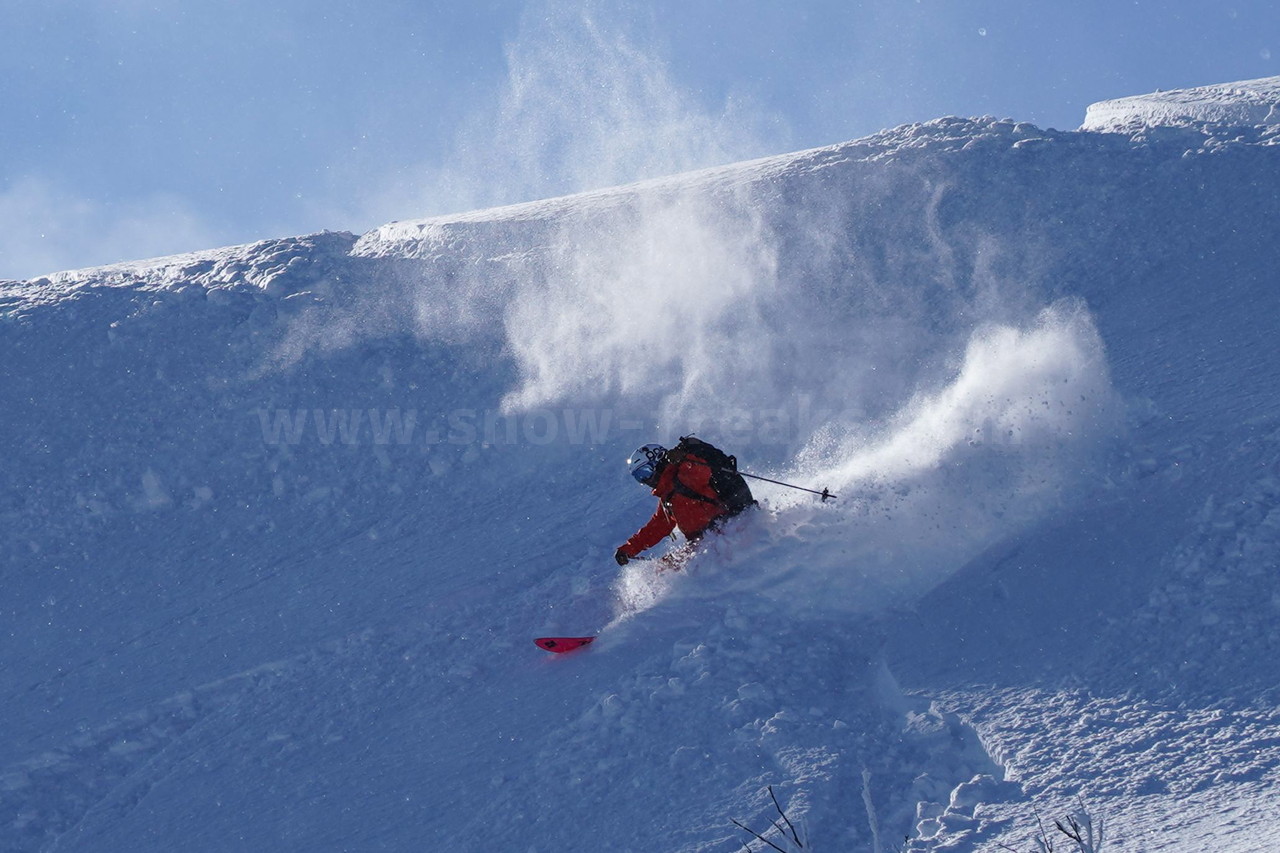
631, 460, 658, 484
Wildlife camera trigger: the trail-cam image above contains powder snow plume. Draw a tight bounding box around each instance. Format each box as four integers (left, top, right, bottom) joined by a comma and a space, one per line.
414, 0, 779, 216
777, 300, 1119, 609
624, 297, 1121, 619
481, 167, 1122, 618
499, 187, 779, 419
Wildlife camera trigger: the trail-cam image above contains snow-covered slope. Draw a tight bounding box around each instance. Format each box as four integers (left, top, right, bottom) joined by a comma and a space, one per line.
3, 81, 1280, 851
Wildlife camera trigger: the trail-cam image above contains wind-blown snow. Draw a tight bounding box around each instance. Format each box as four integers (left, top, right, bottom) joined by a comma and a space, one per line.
3, 78, 1280, 851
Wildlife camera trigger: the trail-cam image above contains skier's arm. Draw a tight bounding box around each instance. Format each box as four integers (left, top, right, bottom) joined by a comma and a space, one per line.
619, 504, 676, 558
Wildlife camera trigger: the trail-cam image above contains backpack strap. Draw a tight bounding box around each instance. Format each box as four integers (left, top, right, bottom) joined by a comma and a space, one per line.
663, 457, 729, 512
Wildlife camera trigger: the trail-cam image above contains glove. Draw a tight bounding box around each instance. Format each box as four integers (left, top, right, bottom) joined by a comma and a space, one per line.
614, 548, 630, 566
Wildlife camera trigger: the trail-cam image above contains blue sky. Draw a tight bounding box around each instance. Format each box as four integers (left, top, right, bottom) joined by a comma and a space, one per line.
2, 0, 1276, 279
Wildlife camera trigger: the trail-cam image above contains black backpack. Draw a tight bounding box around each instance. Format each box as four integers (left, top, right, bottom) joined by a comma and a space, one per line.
669, 435, 756, 516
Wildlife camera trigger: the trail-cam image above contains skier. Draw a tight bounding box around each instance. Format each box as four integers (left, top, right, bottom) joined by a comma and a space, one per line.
614, 438, 756, 567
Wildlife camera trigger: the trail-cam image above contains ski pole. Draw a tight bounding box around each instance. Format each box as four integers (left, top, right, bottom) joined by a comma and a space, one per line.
680, 450, 836, 501
737, 470, 836, 502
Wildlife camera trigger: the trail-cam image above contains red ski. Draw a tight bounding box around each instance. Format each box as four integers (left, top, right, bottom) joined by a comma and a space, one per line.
535, 636, 596, 654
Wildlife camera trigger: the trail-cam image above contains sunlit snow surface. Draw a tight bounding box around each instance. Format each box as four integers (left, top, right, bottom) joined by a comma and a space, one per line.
1083, 75, 1280, 131
3, 80, 1280, 851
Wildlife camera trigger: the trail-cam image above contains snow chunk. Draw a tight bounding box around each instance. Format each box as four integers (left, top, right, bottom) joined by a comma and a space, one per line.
1082, 76, 1280, 131
137, 468, 172, 510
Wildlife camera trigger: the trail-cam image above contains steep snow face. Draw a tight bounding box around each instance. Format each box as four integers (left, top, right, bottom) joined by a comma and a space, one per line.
1082, 75, 1280, 131
3, 95, 1280, 851
352, 120, 1129, 616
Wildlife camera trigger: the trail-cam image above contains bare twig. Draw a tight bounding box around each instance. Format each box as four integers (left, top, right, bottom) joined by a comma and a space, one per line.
1032, 804, 1055, 853
731, 818, 789, 853
1005, 798, 1105, 853
1055, 798, 1104, 852
768, 786, 802, 847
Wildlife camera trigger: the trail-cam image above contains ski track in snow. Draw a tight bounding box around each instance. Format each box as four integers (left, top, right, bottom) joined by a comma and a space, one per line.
3, 78, 1280, 851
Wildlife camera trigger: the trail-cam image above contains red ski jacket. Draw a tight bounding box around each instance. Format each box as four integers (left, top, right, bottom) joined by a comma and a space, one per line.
618, 454, 729, 558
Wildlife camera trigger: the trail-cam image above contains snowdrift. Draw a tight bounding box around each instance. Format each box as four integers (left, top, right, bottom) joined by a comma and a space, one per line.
3, 79, 1280, 851
1083, 75, 1280, 131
